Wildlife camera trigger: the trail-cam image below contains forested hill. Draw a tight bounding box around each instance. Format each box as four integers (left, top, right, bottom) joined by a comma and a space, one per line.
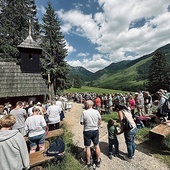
69, 43, 170, 91
69, 66, 93, 81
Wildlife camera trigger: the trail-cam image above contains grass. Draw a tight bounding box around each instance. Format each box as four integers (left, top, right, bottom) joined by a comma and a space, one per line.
64, 86, 128, 95
101, 111, 119, 122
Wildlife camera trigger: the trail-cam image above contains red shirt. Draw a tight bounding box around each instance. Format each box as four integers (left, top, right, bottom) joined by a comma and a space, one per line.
95, 97, 101, 107
129, 99, 135, 110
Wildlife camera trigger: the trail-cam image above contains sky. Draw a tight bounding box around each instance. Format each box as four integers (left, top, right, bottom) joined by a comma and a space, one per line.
35, 0, 170, 73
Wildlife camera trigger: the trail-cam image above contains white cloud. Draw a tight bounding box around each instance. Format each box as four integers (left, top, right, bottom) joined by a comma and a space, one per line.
65, 41, 76, 54
67, 54, 112, 72
58, 0, 170, 71
77, 53, 90, 57
56, 9, 99, 42
37, 5, 46, 17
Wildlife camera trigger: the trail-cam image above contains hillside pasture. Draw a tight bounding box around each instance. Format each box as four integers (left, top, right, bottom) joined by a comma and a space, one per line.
64, 86, 128, 94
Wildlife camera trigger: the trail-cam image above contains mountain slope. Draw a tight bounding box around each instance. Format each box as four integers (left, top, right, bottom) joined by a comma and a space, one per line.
68, 66, 93, 81
92, 43, 170, 91
68, 43, 170, 91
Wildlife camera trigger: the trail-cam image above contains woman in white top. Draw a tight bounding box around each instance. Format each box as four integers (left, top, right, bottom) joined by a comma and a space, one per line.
115, 98, 137, 160
25, 107, 47, 154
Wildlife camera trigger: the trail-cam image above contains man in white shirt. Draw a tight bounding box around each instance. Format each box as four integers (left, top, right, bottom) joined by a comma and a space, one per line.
80, 100, 101, 169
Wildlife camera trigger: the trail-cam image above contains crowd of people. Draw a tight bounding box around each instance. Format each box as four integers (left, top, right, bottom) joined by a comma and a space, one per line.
71, 89, 170, 122
0, 89, 169, 170
0, 97, 68, 170
78, 89, 170, 169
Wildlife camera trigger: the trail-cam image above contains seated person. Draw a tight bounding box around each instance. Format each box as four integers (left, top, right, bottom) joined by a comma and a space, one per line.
25, 107, 48, 154
0, 114, 30, 170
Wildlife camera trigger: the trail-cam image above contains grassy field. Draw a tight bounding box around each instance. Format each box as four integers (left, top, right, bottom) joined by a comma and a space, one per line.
64, 86, 128, 94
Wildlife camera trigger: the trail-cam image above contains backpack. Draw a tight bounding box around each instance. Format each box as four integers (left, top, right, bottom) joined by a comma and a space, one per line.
45, 137, 65, 160
161, 97, 170, 116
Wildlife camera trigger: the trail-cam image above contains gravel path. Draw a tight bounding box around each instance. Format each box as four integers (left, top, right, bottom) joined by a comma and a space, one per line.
64, 102, 169, 170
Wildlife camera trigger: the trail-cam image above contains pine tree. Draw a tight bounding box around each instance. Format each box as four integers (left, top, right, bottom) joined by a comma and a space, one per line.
41, 2, 71, 94
0, 0, 39, 61
147, 51, 170, 94
73, 75, 82, 88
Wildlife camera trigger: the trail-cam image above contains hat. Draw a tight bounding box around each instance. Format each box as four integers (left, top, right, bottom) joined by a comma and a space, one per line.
37, 102, 41, 105
115, 96, 129, 109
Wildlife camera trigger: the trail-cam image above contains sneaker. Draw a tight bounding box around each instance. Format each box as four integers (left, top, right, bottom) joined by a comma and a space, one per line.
125, 156, 133, 162
108, 154, 112, 160
96, 158, 101, 167
87, 164, 93, 170
113, 153, 119, 157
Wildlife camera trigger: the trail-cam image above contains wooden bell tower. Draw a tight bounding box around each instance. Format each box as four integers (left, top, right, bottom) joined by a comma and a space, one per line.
17, 20, 42, 73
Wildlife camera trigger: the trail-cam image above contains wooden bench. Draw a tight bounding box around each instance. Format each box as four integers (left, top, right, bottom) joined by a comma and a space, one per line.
149, 123, 170, 140
30, 150, 55, 169
25, 128, 64, 142
28, 129, 64, 169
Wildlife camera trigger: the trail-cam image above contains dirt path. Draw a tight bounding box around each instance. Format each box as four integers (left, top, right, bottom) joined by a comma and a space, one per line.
64, 102, 169, 170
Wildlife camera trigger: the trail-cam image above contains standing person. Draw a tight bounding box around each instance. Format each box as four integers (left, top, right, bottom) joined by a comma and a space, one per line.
107, 119, 119, 159
128, 95, 136, 118
10, 101, 27, 136
155, 91, 168, 122
46, 100, 61, 131
143, 91, 152, 115
115, 98, 137, 161
56, 97, 65, 121
135, 92, 144, 116
95, 94, 101, 114
80, 100, 101, 170
25, 107, 48, 154
0, 114, 30, 170
27, 101, 37, 116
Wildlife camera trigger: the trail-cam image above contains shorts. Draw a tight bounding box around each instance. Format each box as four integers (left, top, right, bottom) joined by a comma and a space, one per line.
28, 133, 46, 147
83, 130, 99, 147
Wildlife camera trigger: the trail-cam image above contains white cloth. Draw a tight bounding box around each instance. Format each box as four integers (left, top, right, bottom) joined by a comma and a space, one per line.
80, 108, 101, 131
46, 105, 61, 124
10, 108, 27, 129
25, 115, 46, 137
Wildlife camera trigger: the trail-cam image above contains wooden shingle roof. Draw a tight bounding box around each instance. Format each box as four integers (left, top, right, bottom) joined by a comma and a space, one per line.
0, 62, 48, 98
17, 35, 42, 50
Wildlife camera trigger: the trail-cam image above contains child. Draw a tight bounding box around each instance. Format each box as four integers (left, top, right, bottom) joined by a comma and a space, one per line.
107, 119, 119, 159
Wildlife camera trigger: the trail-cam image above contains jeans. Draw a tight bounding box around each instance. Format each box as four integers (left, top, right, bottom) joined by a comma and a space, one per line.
29, 133, 46, 147
124, 127, 138, 159
108, 138, 119, 155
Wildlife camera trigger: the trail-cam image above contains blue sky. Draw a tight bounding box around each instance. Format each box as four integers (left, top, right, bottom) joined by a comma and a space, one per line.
35, 0, 170, 72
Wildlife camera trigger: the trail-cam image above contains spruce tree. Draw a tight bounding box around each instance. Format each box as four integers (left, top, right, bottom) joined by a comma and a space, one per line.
73, 75, 82, 88
147, 51, 170, 94
0, 0, 39, 61
41, 2, 71, 94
